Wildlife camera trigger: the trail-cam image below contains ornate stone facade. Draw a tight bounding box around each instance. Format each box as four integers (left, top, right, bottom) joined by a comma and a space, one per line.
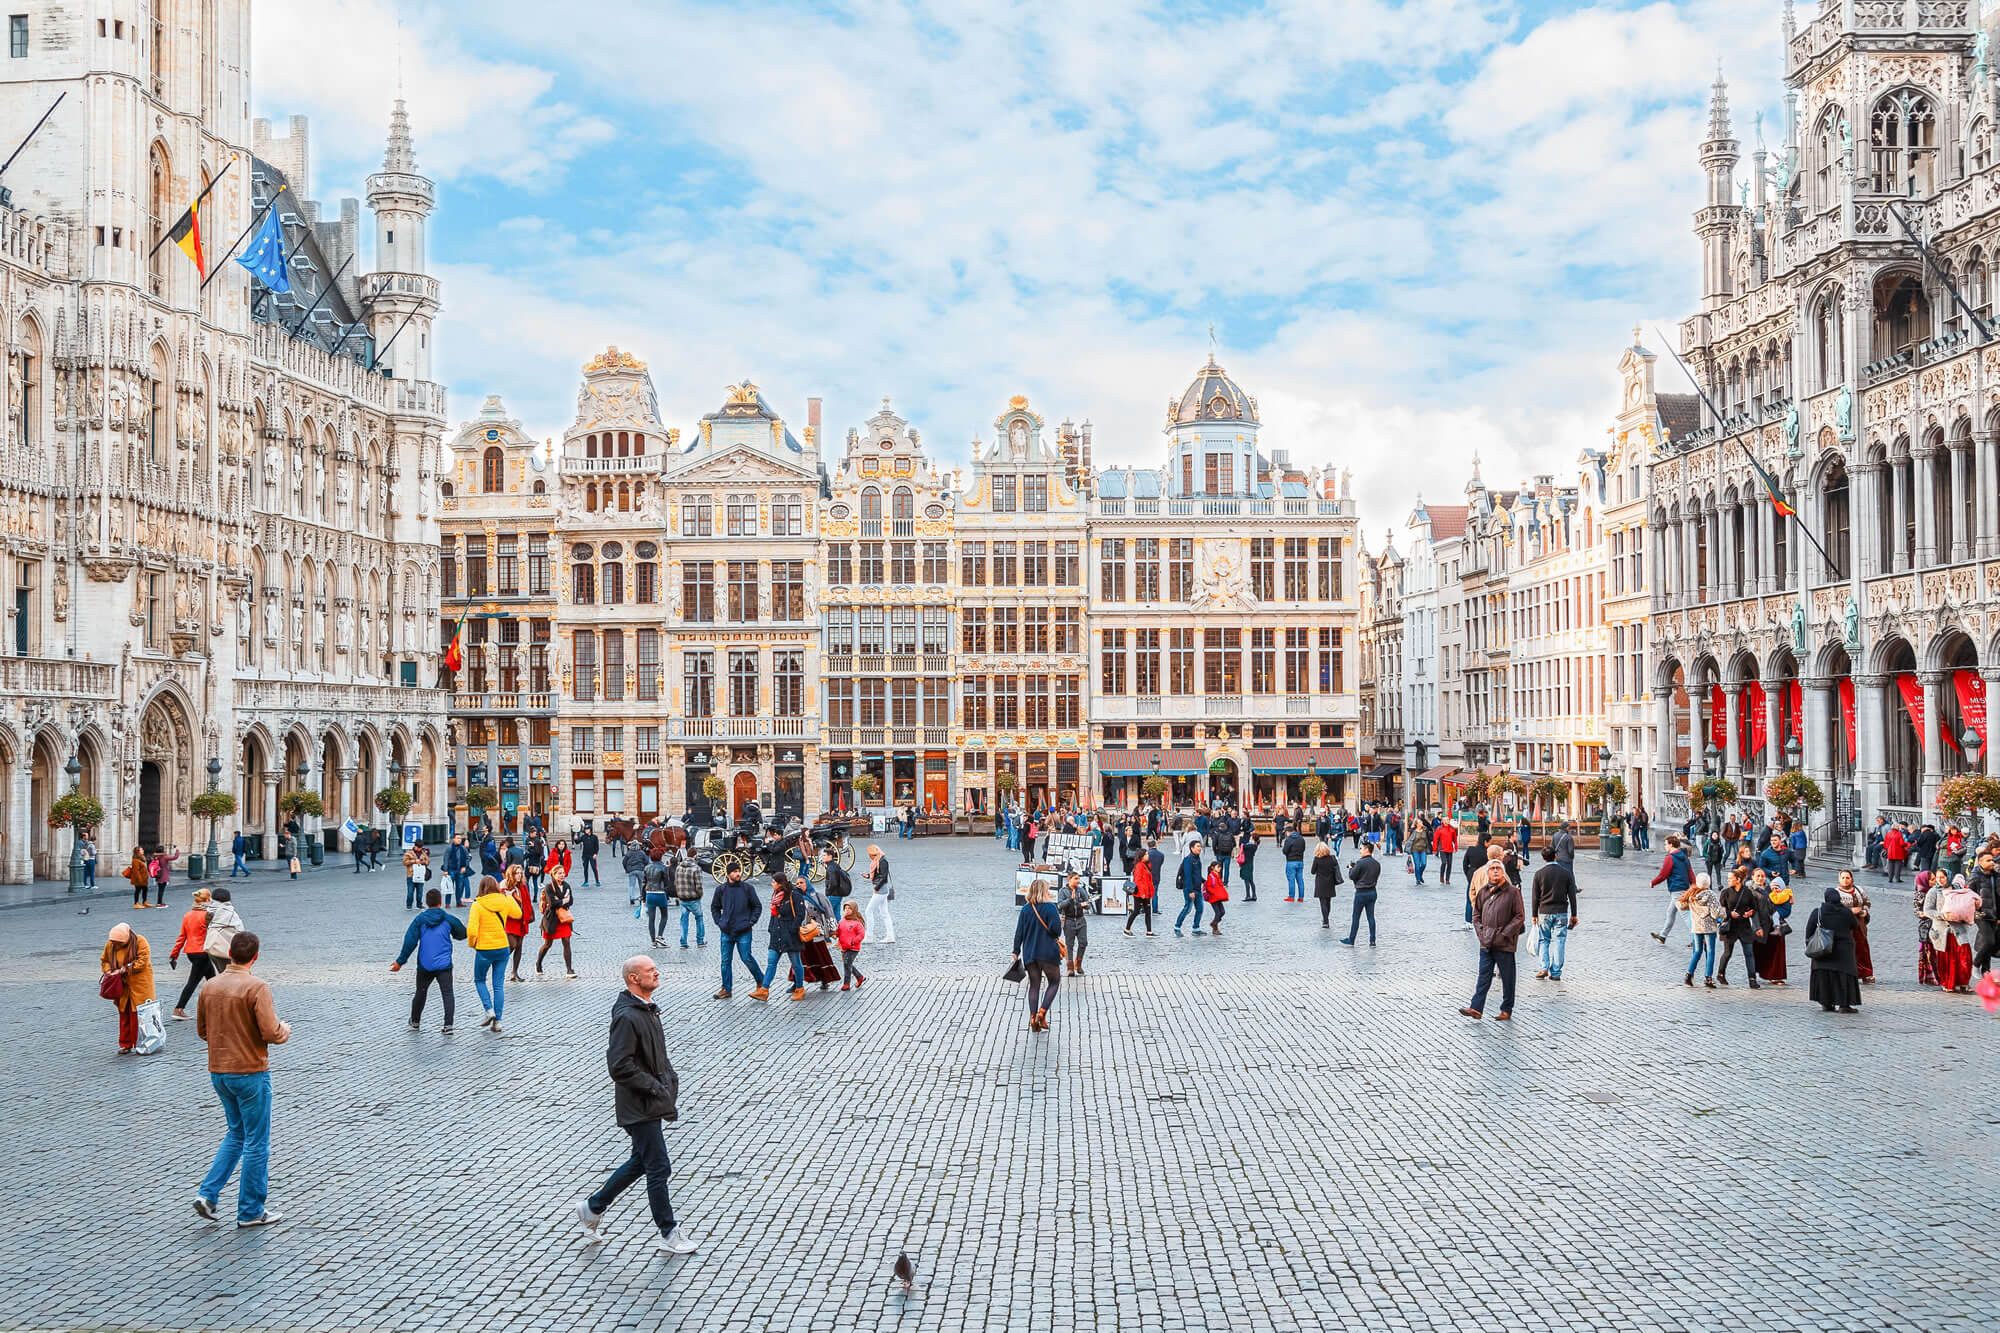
0, 11, 446, 879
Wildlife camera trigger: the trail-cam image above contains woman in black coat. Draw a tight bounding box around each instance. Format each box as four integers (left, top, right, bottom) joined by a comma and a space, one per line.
1804, 885, 1861, 1013
1311, 841, 1343, 930
765, 875, 809, 1001
1716, 869, 1765, 989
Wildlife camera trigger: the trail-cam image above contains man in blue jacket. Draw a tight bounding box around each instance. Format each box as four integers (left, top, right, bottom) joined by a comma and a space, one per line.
708, 864, 769, 1001
444, 834, 472, 905
1648, 835, 1694, 944
391, 888, 467, 1032
1174, 836, 1207, 937
229, 830, 250, 878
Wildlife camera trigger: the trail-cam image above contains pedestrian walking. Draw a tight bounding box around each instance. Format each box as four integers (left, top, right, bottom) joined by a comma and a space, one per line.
168, 888, 216, 1021
1753, 872, 1791, 987
1459, 836, 1490, 924
1408, 818, 1431, 884
192, 930, 290, 1228
123, 846, 149, 908
1715, 868, 1765, 989
1648, 835, 1694, 943
1530, 845, 1578, 981
536, 870, 577, 979
1173, 837, 1206, 936
1972, 850, 2000, 980
822, 849, 854, 924
709, 862, 769, 1001
1834, 868, 1873, 984
503, 866, 534, 983
673, 850, 707, 949
1124, 848, 1156, 937
352, 827, 370, 875
1435, 817, 1458, 885
574, 955, 697, 1255
466, 875, 523, 1033
393, 888, 467, 1031
202, 888, 243, 974
1059, 871, 1091, 974
1883, 822, 1909, 882
227, 831, 247, 878
578, 826, 601, 887
1237, 829, 1259, 901
1805, 886, 1862, 1014
1552, 821, 1576, 873
864, 845, 896, 944
1459, 861, 1524, 1021
837, 901, 868, 991
766, 874, 810, 1002
1338, 842, 1375, 943
1283, 825, 1308, 902
1682, 873, 1720, 987
641, 850, 673, 945
1012, 879, 1064, 1032
1203, 860, 1229, 936
99, 923, 159, 1054
623, 840, 650, 918
1920, 871, 1979, 992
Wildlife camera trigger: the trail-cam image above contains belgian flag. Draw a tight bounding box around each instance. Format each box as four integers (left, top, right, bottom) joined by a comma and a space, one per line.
166, 201, 205, 279
1750, 454, 1796, 518
441, 608, 469, 674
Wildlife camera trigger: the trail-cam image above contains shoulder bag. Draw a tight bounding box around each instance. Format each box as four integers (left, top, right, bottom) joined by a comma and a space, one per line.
1803, 925, 1835, 961
99, 969, 126, 1001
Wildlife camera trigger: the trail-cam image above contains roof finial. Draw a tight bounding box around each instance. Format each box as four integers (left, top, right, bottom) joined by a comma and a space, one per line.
1707, 61, 1732, 142
384, 97, 416, 173
1207, 321, 1217, 364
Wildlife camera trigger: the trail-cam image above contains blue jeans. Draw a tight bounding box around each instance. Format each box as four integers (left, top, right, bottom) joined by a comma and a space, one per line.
200, 1070, 271, 1222
1412, 850, 1428, 883
1345, 889, 1378, 943
646, 892, 672, 940
1285, 861, 1305, 900
230, 854, 248, 877
1535, 914, 1569, 978
1175, 892, 1204, 931
627, 871, 643, 903
84, 859, 97, 888
720, 932, 765, 992
1687, 932, 1716, 977
473, 947, 511, 1020
679, 901, 707, 947
766, 947, 804, 991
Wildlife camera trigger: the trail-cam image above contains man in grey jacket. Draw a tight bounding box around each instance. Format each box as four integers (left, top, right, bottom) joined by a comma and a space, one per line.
576, 956, 696, 1255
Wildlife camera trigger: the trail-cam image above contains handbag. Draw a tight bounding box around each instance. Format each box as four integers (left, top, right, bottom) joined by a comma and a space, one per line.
800, 919, 822, 943
99, 970, 126, 1001
555, 907, 575, 925
1002, 957, 1026, 982
1803, 925, 1835, 960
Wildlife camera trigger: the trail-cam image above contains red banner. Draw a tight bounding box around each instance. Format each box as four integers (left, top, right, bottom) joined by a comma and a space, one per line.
1839, 677, 1856, 764
1746, 682, 1768, 757
1896, 673, 1927, 752
1956, 669, 1987, 748
1788, 680, 1804, 748
1709, 685, 1727, 752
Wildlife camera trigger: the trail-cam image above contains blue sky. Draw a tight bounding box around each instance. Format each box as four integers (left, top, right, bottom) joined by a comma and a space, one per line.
257, 0, 1785, 531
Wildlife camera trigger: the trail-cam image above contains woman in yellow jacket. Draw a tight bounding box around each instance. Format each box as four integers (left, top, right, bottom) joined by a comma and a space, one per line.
466, 876, 523, 1033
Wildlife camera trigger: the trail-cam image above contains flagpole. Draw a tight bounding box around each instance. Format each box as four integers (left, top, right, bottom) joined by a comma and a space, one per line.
1652, 327, 1843, 579
370, 305, 422, 370
1886, 200, 1991, 344
285, 251, 355, 338
147, 154, 235, 260
200, 184, 291, 293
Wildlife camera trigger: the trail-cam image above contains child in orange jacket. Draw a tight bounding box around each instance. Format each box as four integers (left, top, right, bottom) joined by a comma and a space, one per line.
837, 901, 867, 991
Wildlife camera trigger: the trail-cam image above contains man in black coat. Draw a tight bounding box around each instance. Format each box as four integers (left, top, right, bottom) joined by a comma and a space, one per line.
576, 956, 695, 1255
577, 827, 600, 887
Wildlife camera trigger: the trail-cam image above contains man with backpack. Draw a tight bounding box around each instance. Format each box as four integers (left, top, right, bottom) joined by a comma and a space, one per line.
1648, 835, 1694, 944
392, 888, 467, 1033
673, 849, 706, 949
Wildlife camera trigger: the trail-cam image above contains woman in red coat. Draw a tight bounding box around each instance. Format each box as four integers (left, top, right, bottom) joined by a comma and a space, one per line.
1883, 823, 1909, 883
535, 866, 576, 979
1124, 854, 1155, 937
503, 866, 534, 982
548, 840, 573, 882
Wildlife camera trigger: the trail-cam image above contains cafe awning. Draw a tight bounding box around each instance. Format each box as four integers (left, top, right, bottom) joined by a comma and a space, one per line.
1096, 747, 1205, 777
1243, 746, 1360, 775
1364, 763, 1402, 779
1416, 764, 1459, 783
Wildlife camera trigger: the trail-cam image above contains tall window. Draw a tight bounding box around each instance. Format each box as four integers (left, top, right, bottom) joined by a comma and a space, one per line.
922, 606, 950, 654
465, 537, 489, 596
1135, 628, 1161, 693
891, 541, 917, 584
860, 678, 887, 727
1055, 675, 1080, 728
1869, 90, 1937, 196
727, 494, 758, 536
1101, 538, 1126, 601
441, 537, 457, 599
681, 495, 713, 536
1204, 627, 1241, 693
573, 630, 597, 701
1101, 628, 1128, 695
1023, 675, 1050, 727
483, 447, 504, 492
1023, 541, 1048, 587
1023, 606, 1049, 654
962, 676, 988, 729
1283, 538, 1308, 599
992, 542, 1017, 586
685, 651, 716, 717
1316, 537, 1341, 600
8, 14, 26, 58
771, 561, 804, 620
829, 608, 855, 655
993, 676, 1018, 728
923, 542, 949, 584
496, 536, 519, 595
992, 474, 1016, 512
527, 534, 549, 594
570, 558, 592, 604
960, 607, 986, 653
635, 554, 657, 604
1250, 538, 1275, 600
860, 488, 882, 535
603, 629, 625, 701
1815, 291, 1844, 389
859, 542, 884, 586
681, 562, 714, 622
1054, 607, 1081, 654
859, 607, 886, 655
1284, 627, 1311, 692
1168, 539, 1194, 600
1134, 538, 1160, 601
729, 649, 758, 715
891, 678, 918, 727
637, 629, 659, 701
828, 544, 852, 585
992, 607, 1017, 654
774, 649, 803, 716
890, 607, 918, 655
892, 487, 914, 533
1250, 627, 1276, 693
959, 542, 985, 587
727, 561, 758, 622
1319, 627, 1344, 693
772, 494, 803, 536
1054, 540, 1079, 586
1168, 628, 1194, 694
1024, 474, 1048, 512
148, 143, 170, 297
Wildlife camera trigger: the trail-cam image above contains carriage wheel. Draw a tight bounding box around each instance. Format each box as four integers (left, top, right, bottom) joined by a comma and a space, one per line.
837, 843, 855, 870
710, 850, 747, 884
802, 854, 826, 882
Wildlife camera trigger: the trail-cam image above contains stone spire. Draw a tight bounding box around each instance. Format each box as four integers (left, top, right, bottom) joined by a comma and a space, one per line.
1706, 65, 1732, 143
384, 98, 416, 174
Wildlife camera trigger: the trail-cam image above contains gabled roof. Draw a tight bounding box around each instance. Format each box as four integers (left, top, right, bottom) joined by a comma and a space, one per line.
1424, 504, 1469, 540
1657, 394, 1701, 445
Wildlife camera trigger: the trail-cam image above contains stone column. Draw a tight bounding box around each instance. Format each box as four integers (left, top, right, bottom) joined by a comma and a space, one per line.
1918, 669, 1947, 811
1654, 682, 1677, 798
1948, 444, 1969, 562
1892, 458, 1912, 571
1853, 672, 1889, 861
5, 757, 30, 884
1724, 684, 1744, 786
1802, 676, 1835, 788
1977, 432, 1997, 560
262, 773, 281, 861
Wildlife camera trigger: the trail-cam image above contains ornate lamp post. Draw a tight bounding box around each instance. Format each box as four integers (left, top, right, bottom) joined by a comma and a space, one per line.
65, 755, 84, 893
203, 755, 222, 876
1596, 745, 1614, 840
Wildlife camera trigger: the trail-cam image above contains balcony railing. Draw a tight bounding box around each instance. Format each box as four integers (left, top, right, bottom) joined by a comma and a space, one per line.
1285, 694, 1311, 714
632, 750, 661, 765
0, 656, 115, 698
570, 751, 594, 766
1204, 695, 1243, 715
1136, 696, 1162, 715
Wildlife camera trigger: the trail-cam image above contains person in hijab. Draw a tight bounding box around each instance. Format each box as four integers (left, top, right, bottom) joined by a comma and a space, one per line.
100, 923, 155, 1053
1920, 871, 1978, 993
1750, 869, 1789, 987
1804, 885, 1861, 1014
1835, 869, 1874, 984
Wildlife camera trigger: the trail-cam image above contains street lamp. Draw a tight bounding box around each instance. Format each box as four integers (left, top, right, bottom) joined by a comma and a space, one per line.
1785, 735, 1803, 770
296, 760, 317, 864
1596, 745, 1614, 840
203, 755, 222, 877
64, 755, 84, 893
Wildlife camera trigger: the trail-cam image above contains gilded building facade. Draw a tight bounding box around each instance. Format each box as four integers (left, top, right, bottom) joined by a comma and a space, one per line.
1089, 359, 1362, 810
440, 397, 557, 830
0, 10, 446, 879
819, 400, 955, 812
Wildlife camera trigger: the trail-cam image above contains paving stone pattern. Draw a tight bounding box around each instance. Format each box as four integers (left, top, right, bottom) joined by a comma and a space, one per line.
3, 837, 1997, 1331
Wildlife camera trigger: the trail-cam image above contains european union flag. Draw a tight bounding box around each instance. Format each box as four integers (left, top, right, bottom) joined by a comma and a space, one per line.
235, 208, 290, 294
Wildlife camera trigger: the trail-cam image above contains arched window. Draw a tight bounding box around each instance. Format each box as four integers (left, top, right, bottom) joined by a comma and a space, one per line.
1815, 290, 1844, 388
148, 142, 171, 297
632, 434, 645, 456
1876, 273, 1929, 358
483, 446, 504, 492
1972, 249, 1991, 324
586, 482, 598, 512
532, 478, 545, 494
586, 434, 597, 458
860, 487, 881, 534
618, 481, 631, 512
9, 318, 40, 449
1816, 108, 1846, 213
1870, 90, 1937, 196
148, 343, 168, 465
618, 431, 629, 456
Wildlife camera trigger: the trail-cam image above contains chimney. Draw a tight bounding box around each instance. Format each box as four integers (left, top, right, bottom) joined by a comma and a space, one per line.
1079, 421, 1092, 474
806, 397, 822, 454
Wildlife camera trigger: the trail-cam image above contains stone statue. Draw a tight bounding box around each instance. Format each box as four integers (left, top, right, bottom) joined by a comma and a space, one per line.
1977, 32, 1989, 84
357, 470, 372, 516
263, 597, 280, 643
1791, 600, 1807, 653
335, 467, 352, 509
107, 374, 124, 426
6, 355, 20, 436
290, 601, 304, 648
1843, 595, 1861, 650
336, 604, 353, 651
1783, 402, 1800, 456
1834, 385, 1853, 442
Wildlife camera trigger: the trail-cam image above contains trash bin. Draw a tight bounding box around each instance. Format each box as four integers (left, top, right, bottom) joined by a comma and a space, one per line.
308, 837, 324, 866
186, 853, 206, 881
1603, 831, 1624, 859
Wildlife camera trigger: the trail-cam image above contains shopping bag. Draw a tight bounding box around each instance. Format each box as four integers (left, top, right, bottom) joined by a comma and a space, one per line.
133, 1000, 166, 1055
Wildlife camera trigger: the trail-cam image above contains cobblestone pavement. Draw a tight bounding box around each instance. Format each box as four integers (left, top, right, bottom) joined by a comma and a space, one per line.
4, 834, 1997, 1332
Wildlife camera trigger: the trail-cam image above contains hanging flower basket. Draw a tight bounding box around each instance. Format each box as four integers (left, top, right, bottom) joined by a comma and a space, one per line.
374, 787, 413, 820
279, 789, 324, 819
191, 791, 239, 822
47, 792, 105, 831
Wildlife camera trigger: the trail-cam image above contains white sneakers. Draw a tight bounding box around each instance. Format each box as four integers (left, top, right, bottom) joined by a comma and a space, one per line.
574, 1199, 694, 1254
655, 1227, 697, 1255
576, 1197, 603, 1236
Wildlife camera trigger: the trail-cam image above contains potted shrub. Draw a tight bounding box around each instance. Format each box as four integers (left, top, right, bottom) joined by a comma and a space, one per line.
46, 790, 105, 833
994, 771, 1017, 801
1529, 776, 1571, 821
1299, 774, 1326, 807
189, 790, 239, 878
461, 784, 497, 833
278, 788, 325, 864
851, 772, 880, 805
701, 774, 727, 806
1686, 775, 1738, 813
1142, 774, 1169, 803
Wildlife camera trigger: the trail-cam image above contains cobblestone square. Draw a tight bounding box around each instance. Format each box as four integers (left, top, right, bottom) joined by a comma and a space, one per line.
4, 836, 1997, 1332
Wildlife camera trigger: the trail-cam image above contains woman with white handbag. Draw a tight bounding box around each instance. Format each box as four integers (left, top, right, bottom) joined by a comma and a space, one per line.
864, 845, 896, 944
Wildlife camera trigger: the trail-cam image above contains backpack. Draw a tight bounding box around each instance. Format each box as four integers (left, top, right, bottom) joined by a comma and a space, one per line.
1943, 886, 1979, 924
